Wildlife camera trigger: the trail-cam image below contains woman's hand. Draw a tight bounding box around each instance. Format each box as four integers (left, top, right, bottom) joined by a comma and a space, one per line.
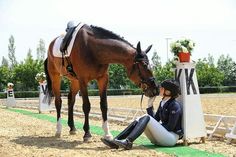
147, 96, 156, 108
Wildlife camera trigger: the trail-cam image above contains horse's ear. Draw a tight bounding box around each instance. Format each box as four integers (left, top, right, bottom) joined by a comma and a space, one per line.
145, 45, 152, 54
137, 41, 141, 53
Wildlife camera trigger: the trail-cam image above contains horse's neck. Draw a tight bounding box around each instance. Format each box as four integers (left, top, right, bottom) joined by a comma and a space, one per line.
94, 40, 135, 67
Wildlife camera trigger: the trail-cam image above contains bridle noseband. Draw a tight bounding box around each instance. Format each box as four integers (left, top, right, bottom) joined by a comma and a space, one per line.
129, 56, 156, 91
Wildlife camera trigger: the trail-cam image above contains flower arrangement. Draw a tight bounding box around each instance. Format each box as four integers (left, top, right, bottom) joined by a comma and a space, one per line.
170, 38, 195, 56
7, 83, 14, 88
35, 72, 46, 83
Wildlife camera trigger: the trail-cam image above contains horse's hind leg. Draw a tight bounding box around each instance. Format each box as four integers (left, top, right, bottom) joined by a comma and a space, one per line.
51, 75, 62, 137
97, 74, 113, 140
67, 80, 79, 135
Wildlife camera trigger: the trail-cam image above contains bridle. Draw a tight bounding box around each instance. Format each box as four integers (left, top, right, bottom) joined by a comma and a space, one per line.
129, 55, 157, 113
129, 55, 156, 92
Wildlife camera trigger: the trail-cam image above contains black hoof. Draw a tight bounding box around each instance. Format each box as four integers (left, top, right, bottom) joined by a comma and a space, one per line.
83, 132, 92, 142
69, 128, 77, 135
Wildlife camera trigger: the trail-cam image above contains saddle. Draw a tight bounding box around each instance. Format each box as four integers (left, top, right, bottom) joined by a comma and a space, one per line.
60, 26, 77, 77
60, 26, 76, 53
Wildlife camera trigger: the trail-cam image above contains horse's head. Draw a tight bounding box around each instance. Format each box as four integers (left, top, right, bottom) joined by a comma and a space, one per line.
128, 42, 159, 97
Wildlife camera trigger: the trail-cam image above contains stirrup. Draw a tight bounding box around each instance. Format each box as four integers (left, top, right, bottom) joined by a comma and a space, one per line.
66, 65, 77, 77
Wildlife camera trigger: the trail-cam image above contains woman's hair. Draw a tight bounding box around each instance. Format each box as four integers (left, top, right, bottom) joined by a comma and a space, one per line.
161, 79, 180, 98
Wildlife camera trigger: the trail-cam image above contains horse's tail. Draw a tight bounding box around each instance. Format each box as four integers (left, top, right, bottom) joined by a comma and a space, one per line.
44, 58, 53, 105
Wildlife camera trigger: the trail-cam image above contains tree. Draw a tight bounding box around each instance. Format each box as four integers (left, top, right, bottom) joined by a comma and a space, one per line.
1, 56, 9, 67
151, 51, 161, 70
196, 58, 224, 87
36, 39, 46, 60
217, 54, 236, 85
0, 66, 11, 91
8, 35, 17, 67
26, 48, 34, 63
153, 60, 175, 84
108, 64, 133, 89
13, 51, 44, 91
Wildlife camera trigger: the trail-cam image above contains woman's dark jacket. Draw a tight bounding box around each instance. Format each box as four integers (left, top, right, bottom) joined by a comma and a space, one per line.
146, 98, 183, 137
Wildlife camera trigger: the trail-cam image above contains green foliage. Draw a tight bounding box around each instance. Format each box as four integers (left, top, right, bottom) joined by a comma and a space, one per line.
86, 89, 142, 96
0, 35, 236, 94
217, 54, 236, 86
13, 53, 44, 91
151, 51, 161, 68
8, 35, 17, 67
14, 91, 39, 98
0, 92, 7, 98
108, 64, 135, 89
36, 39, 46, 61
61, 77, 70, 90
199, 86, 236, 93
153, 60, 175, 84
1, 56, 9, 67
195, 58, 224, 87
0, 66, 11, 91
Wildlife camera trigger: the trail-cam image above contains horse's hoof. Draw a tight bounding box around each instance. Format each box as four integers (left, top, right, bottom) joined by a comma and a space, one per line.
55, 132, 61, 138
69, 130, 77, 135
104, 134, 113, 140
55, 133, 61, 138
83, 133, 92, 142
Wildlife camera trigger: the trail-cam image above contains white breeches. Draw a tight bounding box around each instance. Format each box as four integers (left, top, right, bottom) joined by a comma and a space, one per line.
144, 116, 179, 146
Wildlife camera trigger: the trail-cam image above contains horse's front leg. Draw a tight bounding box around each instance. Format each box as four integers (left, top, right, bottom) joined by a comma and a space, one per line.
80, 82, 92, 142
97, 74, 113, 140
67, 80, 80, 135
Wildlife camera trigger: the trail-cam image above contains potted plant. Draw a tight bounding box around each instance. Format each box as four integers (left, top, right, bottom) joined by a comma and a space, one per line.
7, 82, 14, 89
35, 72, 46, 83
170, 38, 195, 62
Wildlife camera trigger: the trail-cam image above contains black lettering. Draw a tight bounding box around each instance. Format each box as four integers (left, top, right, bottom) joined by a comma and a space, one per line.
175, 69, 182, 94
185, 68, 197, 95
41, 85, 47, 95
8, 91, 13, 97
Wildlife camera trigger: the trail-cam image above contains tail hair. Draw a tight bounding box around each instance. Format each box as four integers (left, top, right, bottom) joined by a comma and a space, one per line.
43, 58, 53, 105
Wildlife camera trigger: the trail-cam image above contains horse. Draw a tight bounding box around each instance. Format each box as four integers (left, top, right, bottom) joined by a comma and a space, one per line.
44, 24, 158, 142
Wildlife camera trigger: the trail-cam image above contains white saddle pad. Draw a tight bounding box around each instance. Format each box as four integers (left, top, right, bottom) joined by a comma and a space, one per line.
52, 23, 84, 57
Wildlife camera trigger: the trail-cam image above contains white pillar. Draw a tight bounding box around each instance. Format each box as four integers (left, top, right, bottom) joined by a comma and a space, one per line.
6, 88, 16, 108
175, 63, 206, 141
39, 82, 51, 113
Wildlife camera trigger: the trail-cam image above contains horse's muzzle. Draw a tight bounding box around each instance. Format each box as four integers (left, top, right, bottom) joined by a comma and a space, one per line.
144, 85, 159, 97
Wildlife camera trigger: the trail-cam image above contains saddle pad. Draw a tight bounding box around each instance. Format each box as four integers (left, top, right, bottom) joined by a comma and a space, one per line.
52, 23, 84, 58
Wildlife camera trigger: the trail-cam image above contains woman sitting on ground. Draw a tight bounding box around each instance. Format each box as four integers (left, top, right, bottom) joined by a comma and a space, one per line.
101, 79, 183, 150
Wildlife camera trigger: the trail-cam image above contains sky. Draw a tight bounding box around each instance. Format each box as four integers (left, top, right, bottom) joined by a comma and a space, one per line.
1, 0, 236, 64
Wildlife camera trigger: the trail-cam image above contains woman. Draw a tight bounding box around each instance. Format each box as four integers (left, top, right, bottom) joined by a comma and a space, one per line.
101, 79, 183, 150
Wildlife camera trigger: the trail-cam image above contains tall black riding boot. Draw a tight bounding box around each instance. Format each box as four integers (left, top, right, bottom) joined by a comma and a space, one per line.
114, 115, 150, 150
101, 119, 138, 149
115, 120, 138, 140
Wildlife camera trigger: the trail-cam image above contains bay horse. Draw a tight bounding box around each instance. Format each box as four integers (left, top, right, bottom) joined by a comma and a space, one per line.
44, 24, 158, 142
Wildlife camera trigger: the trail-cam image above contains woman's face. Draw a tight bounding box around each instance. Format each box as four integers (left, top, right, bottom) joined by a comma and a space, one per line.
159, 87, 172, 97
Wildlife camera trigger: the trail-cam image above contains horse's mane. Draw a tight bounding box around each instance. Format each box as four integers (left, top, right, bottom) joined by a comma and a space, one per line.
90, 25, 134, 48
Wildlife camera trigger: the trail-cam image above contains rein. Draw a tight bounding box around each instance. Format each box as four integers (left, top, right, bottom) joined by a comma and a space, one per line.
129, 57, 155, 114
140, 93, 146, 114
